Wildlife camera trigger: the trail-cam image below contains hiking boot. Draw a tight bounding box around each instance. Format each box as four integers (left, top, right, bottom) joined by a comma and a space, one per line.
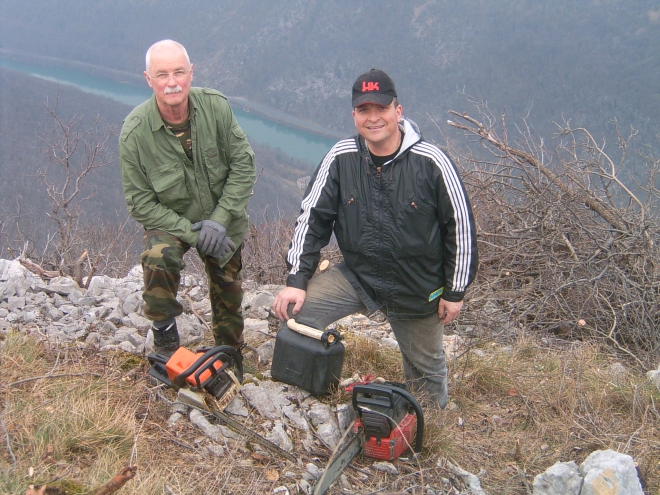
152, 320, 180, 358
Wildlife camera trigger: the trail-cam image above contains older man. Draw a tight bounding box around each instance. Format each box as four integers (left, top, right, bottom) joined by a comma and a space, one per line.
120, 40, 255, 356
273, 69, 478, 408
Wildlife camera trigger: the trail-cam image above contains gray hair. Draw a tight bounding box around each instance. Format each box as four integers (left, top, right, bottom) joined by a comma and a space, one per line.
145, 40, 191, 73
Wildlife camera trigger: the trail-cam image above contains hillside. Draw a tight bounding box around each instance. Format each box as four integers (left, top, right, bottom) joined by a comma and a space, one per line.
0, 259, 657, 494
2, 0, 660, 153
0, 67, 309, 255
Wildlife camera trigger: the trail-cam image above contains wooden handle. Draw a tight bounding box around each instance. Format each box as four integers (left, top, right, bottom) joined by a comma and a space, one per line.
287, 319, 338, 345
287, 319, 324, 340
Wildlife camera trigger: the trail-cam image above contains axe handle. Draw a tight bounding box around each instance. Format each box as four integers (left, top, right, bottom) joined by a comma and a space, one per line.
287, 319, 331, 342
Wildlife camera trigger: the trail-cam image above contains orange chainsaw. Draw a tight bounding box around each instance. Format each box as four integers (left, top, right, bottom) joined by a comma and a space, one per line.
148, 345, 243, 410
147, 346, 297, 462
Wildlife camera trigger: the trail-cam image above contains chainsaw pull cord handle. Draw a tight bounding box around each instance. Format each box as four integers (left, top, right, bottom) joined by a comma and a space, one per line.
172, 345, 243, 389
352, 384, 424, 454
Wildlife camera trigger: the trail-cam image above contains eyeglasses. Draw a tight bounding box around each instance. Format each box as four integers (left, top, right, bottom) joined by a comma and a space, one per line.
152, 70, 189, 82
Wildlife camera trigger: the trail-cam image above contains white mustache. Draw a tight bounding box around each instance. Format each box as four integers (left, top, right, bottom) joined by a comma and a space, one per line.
164, 85, 183, 95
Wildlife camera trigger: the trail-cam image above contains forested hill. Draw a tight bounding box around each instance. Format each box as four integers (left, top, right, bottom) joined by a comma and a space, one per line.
1, 1, 659, 145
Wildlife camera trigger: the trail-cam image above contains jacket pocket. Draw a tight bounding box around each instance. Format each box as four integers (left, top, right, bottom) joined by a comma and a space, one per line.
204, 146, 228, 191
395, 197, 441, 257
336, 196, 365, 252
150, 163, 191, 214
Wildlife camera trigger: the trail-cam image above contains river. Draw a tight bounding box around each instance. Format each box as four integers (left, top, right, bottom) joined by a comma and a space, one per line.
0, 57, 340, 165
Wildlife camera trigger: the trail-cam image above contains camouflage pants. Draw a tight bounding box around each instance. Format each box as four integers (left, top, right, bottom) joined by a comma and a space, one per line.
140, 229, 244, 348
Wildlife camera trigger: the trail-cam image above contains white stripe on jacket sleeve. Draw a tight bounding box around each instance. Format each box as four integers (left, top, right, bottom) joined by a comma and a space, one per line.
287, 139, 357, 274
412, 142, 474, 292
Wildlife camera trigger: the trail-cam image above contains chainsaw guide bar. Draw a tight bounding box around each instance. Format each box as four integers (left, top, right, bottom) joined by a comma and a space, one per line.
177, 388, 297, 463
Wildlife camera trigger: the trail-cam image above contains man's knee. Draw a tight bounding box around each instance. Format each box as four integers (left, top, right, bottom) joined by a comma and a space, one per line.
141, 230, 186, 272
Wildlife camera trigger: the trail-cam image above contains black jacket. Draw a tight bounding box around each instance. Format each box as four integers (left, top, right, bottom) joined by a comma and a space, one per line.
286, 118, 478, 320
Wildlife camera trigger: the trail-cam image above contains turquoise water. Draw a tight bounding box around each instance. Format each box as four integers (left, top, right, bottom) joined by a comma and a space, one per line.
0, 57, 337, 165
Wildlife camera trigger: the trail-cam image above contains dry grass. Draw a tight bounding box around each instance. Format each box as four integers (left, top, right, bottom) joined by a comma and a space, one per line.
0, 330, 658, 494
436, 332, 660, 494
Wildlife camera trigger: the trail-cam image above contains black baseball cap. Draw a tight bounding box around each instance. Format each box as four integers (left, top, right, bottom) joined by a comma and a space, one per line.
352, 69, 397, 108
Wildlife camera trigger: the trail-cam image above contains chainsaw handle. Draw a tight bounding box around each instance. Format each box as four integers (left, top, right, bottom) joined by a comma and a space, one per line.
172, 346, 243, 390
352, 384, 424, 453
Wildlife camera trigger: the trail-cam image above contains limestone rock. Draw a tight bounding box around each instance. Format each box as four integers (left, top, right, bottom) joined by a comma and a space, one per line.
244, 317, 271, 343
265, 420, 293, 452
533, 461, 583, 495
241, 381, 291, 419
580, 450, 644, 495
48, 276, 79, 295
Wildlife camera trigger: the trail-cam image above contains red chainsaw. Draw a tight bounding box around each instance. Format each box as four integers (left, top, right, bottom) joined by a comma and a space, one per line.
313, 383, 424, 495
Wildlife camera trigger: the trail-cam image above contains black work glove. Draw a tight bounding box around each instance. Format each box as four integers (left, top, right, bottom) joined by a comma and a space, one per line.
191, 220, 236, 259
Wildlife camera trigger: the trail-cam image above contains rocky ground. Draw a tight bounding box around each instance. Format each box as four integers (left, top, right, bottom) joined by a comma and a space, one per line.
0, 258, 651, 494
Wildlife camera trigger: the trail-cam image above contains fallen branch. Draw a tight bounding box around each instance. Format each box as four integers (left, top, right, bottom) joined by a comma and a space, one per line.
93, 465, 137, 495
5, 372, 102, 388
24, 466, 137, 495
18, 258, 60, 279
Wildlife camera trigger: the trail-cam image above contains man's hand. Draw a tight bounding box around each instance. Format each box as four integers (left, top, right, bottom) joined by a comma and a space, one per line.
273, 287, 307, 321
191, 220, 236, 259
438, 298, 463, 324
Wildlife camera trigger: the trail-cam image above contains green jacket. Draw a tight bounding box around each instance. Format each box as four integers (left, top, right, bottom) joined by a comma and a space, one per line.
119, 88, 255, 265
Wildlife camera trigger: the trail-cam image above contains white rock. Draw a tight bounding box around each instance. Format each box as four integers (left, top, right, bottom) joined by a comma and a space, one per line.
266, 420, 293, 452
241, 381, 291, 419
7, 297, 26, 311
168, 412, 184, 425
190, 409, 229, 443
305, 463, 321, 479
308, 402, 333, 427
335, 403, 355, 431
126, 265, 143, 280
646, 369, 660, 390
244, 318, 270, 342
580, 449, 644, 495
122, 293, 143, 315
99, 320, 118, 335
21, 311, 38, 323
533, 461, 582, 495
188, 286, 205, 302
442, 460, 487, 495
48, 277, 79, 295
0, 259, 29, 280
298, 479, 311, 495
225, 395, 249, 417
315, 421, 341, 450
381, 337, 399, 349
118, 341, 137, 353
282, 404, 309, 430
205, 445, 226, 457
373, 462, 398, 475
257, 340, 275, 362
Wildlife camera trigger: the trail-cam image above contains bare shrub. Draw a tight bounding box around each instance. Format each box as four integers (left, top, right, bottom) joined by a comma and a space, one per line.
241, 210, 343, 285
242, 213, 295, 284
36, 97, 117, 276
442, 101, 660, 364
5, 98, 142, 282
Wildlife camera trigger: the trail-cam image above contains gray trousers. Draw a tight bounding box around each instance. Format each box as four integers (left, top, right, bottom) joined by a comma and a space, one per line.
292, 267, 448, 408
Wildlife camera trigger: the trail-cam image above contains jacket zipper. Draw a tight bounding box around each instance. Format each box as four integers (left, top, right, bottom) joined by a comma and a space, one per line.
377, 163, 386, 308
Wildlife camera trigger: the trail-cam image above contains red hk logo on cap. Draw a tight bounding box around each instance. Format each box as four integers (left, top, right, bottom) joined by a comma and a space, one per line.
362, 81, 380, 92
